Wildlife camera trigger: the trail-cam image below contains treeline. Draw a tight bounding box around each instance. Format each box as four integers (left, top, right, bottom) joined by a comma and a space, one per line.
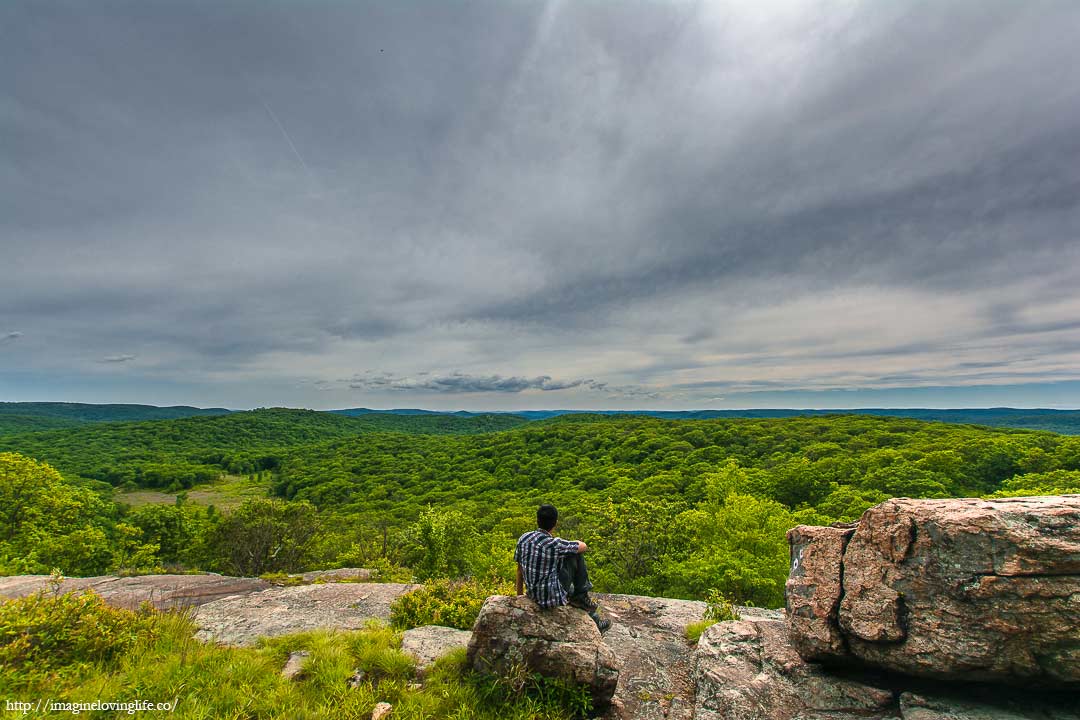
0, 401, 230, 425
0, 408, 528, 489
278, 414, 1080, 516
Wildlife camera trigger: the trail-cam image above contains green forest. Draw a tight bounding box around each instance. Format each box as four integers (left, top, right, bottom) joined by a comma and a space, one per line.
2, 409, 1079, 609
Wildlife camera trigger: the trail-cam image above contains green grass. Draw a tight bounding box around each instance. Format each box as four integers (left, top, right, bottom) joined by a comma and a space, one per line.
1, 591, 589, 719
684, 619, 715, 644
117, 474, 271, 510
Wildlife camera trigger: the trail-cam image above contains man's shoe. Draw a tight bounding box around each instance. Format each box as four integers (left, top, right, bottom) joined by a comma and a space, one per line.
568, 594, 598, 612
591, 612, 611, 633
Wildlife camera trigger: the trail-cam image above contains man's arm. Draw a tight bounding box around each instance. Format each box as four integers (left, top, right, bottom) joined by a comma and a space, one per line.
516, 562, 524, 596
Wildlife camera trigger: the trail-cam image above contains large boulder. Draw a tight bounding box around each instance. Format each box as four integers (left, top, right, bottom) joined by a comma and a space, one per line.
787, 495, 1080, 687
466, 595, 620, 709
693, 616, 1080, 720
786, 523, 856, 659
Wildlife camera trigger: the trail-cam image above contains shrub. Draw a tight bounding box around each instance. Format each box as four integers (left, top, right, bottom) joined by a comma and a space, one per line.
0, 582, 160, 687
990, 470, 1080, 497
400, 506, 480, 581
703, 588, 741, 623
390, 578, 511, 631
684, 589, 740, 644
204, 498, 320, 576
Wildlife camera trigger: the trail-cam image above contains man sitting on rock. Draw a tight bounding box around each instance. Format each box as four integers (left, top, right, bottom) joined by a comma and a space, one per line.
515, 503, 611, 632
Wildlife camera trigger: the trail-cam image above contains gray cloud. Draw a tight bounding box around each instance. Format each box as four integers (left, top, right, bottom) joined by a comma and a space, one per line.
0, 332, 22, 344
99, 354, 137, 364
341, 371, 662, 399
2, 1, 1079, 408
348, 372, 596, 394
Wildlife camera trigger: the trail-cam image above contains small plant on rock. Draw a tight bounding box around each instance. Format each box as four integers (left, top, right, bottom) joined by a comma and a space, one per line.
686, 589, 741, 644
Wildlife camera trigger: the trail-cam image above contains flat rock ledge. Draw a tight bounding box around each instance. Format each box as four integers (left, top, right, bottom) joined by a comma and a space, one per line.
0, 572, 419, 647
401, 625, 472, 674
192, 582, 421, 645
0, 573, 272, 611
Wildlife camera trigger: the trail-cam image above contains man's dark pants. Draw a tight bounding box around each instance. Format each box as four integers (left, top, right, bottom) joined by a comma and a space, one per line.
557, 552, 593, 600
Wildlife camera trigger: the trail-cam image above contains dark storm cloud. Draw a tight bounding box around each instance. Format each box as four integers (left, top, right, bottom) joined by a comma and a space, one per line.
2, 0, 1079, 407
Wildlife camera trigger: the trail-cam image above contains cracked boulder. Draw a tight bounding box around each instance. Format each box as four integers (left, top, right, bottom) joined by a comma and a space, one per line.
787, 495, 1080, 687
466, 595, 621, 709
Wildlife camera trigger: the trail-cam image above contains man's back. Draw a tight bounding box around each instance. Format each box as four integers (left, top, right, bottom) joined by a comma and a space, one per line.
515, 528, 580, 609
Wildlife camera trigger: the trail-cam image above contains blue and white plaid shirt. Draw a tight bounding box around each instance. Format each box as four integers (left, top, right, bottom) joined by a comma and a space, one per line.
514, 529, 580, 609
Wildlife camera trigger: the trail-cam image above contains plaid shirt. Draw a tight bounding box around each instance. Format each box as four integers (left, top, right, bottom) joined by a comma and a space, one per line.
514, 529, 580, 609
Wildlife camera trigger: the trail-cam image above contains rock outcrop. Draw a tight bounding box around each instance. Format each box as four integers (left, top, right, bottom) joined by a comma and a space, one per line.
5, 491, 1080, 720
0, 572, 419, 647
694, 616, 896, 720
693, 615, 1080, 720
787, 495, 1080, 687
596, 593, 779, 720
0, 573, 271, 610
400, 625, 472, 675
193, 582, 420, 645
467, 595, 621, 709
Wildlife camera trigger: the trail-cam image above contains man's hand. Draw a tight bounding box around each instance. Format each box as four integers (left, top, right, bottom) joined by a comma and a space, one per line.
516, 563, 524, 596
577, 540, 588, 553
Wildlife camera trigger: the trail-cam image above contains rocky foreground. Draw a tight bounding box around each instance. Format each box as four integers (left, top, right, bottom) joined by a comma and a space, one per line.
2, 495, 1079, 719
466, 495, 1080, 719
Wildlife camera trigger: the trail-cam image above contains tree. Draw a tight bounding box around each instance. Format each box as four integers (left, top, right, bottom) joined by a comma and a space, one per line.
129, 504, 201, 566
205, 498, 320, 576
400, 506, 478, 581
0, 452, 114, 575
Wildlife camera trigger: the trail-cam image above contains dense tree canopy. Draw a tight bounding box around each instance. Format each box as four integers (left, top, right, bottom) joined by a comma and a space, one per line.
0, 408, 528, 487
3, 412, 1078, 608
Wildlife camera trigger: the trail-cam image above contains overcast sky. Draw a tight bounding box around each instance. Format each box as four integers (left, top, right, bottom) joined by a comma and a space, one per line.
3, 0, 1080, 410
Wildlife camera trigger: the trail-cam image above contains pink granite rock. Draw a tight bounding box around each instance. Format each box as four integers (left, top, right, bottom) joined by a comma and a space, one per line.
788, 495, 1080, 687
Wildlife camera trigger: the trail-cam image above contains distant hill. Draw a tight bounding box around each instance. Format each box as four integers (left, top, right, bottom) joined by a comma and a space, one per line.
4, 402, 1078, 438
330, 407, 474, 417
330, 407, 1080, 434
0, 401, 232, 426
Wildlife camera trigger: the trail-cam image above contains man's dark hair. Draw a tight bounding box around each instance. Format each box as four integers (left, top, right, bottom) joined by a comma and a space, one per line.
537, 504, 558, 531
